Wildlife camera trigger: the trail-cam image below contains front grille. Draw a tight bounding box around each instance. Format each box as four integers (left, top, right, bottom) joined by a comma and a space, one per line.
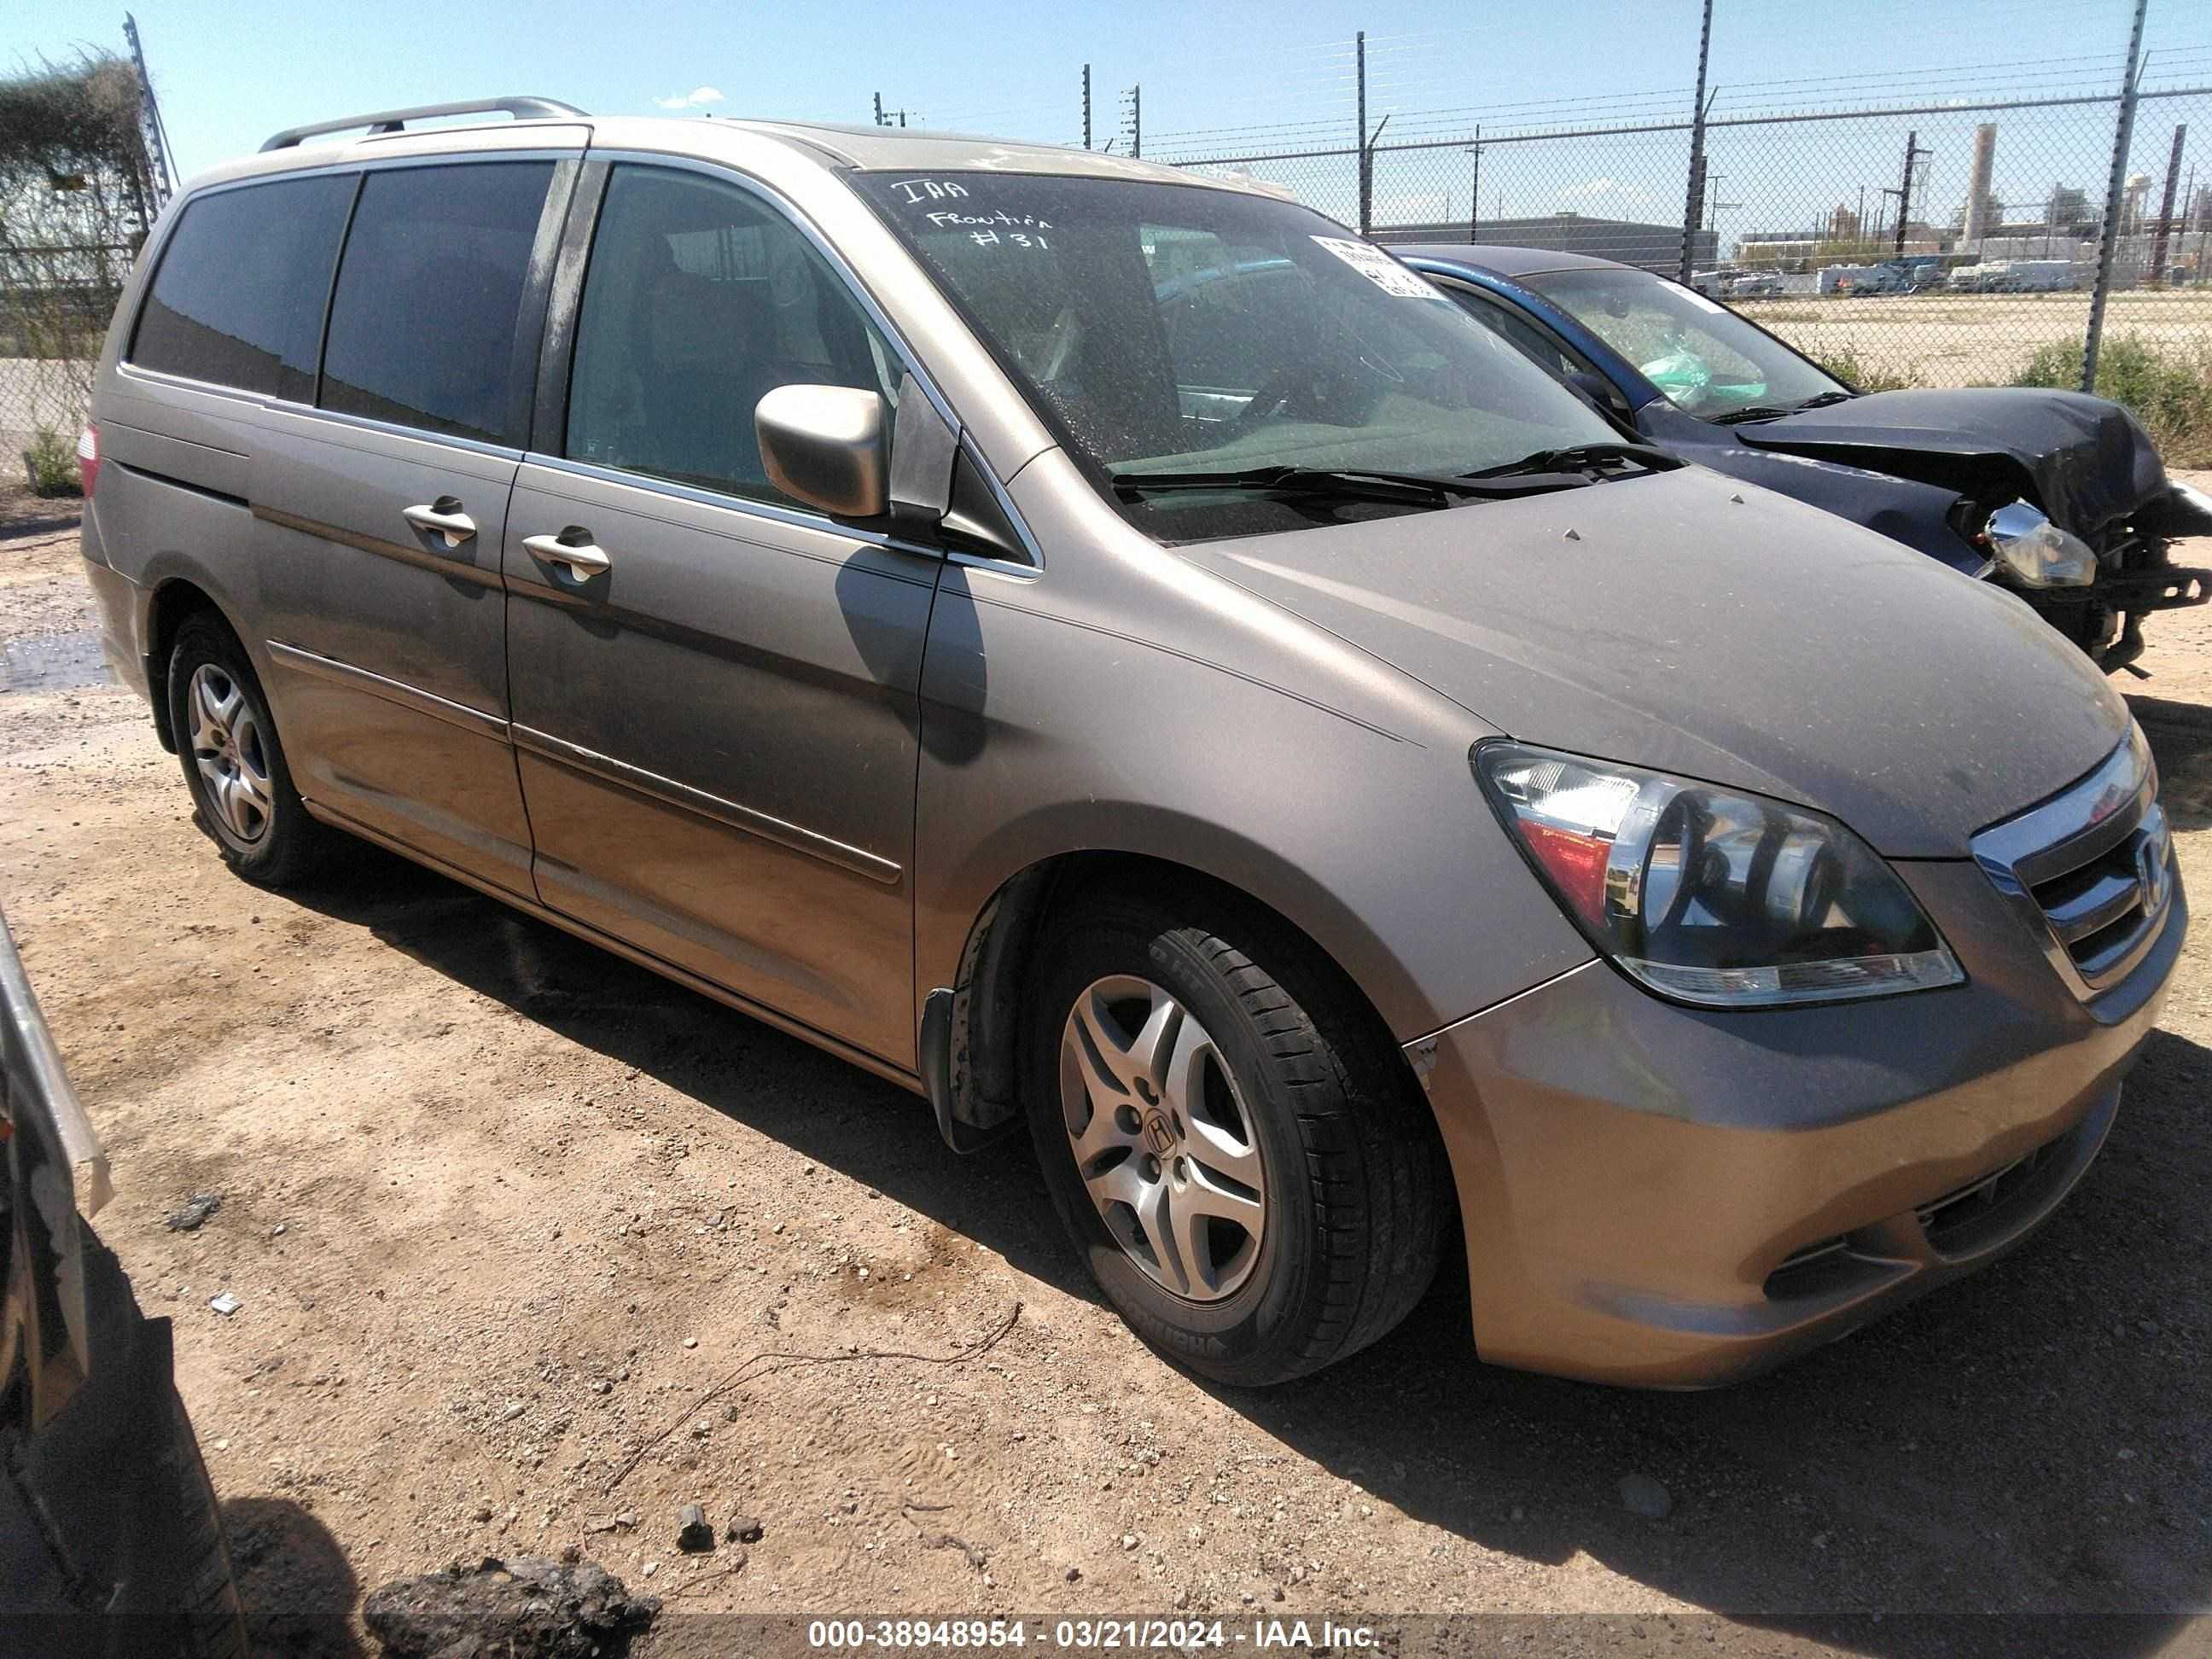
1970, 727, 2174, 1002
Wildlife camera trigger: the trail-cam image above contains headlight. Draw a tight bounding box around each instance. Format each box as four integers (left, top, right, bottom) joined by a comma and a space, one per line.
1979, 500, 2096, 588
1474, 742, 1964, 1008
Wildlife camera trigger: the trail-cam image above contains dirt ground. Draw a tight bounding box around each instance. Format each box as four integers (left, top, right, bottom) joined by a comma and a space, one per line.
5, 491, 2212, 1658
1739, 288, 2212, 390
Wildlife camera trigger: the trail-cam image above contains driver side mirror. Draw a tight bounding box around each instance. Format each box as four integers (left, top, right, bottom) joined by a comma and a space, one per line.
755, 385, 888, 519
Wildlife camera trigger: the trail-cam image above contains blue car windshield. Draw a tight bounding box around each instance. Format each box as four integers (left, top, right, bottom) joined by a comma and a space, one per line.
855, 172, 1624, 538
1522, 267, 1848, 418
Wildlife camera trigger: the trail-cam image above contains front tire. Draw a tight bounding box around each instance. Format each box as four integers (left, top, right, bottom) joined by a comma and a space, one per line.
166, 614, 332, 888
1025, 887, 1446, 1386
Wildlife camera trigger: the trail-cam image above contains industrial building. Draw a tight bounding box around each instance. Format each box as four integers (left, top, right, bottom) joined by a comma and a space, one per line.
1370, 212, 1717, 271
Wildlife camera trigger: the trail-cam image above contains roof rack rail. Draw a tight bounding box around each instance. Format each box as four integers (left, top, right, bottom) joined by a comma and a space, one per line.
260, 96, 587, 152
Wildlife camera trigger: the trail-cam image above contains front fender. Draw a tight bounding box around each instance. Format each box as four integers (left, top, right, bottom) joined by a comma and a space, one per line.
911, 559, 1593, 1046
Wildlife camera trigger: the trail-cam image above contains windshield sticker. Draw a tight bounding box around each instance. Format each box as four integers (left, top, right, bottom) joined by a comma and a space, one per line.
1310, 236, 1444, 299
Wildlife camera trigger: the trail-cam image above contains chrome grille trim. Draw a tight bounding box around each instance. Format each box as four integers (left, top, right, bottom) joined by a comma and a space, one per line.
1970, 725, 2174, 1003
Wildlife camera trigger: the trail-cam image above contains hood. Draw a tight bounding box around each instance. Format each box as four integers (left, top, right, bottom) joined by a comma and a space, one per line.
1180, 466, 2132, 858
1732, 387, 2168, 534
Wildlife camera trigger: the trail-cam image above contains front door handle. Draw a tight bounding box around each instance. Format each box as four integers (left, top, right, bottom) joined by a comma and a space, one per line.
402, 498, 477, 546
522, 530, 612, 579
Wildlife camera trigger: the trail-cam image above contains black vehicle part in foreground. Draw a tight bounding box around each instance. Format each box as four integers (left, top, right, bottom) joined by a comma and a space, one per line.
1, 913, 247, 1658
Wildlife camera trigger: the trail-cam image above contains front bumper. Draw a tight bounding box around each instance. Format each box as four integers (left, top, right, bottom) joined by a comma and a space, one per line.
1412, 858, 2185, 1388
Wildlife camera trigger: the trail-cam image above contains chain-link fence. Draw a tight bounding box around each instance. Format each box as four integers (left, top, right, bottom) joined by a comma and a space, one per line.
1, 242, 132, 481
1, 48, 166, 495
1161, 70, 2212, 443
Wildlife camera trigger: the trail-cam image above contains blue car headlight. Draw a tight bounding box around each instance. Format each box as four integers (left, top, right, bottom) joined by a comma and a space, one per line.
1979, 500, 2097, 588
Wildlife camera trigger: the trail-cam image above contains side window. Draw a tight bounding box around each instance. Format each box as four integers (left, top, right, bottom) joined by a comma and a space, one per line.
319, 161, 555, 445
129, 175, 355, 399
566, 166, 900, 507
1450, 288, 1582, 381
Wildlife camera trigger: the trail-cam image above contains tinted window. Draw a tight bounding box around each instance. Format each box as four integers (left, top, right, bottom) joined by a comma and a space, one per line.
130, 175, 354, 399
320, 162, 554, 444
567, 166, 899, 505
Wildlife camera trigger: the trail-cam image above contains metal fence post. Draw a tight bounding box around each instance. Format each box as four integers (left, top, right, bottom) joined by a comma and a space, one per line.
1678, 0, 1714, 282
1356, 31, 1371, 236
2083, 0, 2150, 393
1467, 125, 1481, 240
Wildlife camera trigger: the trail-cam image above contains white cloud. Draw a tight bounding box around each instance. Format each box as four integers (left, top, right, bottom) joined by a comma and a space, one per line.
654, 85, 725, 110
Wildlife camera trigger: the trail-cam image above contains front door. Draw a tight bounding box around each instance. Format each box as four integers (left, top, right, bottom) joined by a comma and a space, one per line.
254, 156, 573, 894
503, 162, 937, 1068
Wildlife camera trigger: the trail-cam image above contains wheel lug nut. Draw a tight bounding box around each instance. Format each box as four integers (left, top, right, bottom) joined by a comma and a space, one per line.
1115, 1105, 1142, 1134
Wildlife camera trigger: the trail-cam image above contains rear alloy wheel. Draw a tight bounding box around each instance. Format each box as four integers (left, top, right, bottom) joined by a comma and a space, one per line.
184, 663, 276, 848
1027, 888, 1447, 1387
166, 614, 334, 887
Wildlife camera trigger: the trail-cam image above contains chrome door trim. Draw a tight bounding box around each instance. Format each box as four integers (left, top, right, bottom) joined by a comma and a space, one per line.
514, 454, 951, 573
510, 725, 904, 885
265, 639, 509, 742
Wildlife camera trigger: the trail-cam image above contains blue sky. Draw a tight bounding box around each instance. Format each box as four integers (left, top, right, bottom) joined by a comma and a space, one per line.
11, 0, 2212, 246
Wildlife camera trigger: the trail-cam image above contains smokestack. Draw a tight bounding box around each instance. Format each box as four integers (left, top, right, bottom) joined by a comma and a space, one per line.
1965, 123, 1997, 247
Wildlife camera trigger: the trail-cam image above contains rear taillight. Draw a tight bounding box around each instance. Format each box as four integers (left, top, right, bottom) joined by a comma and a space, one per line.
77, 424, 100, 498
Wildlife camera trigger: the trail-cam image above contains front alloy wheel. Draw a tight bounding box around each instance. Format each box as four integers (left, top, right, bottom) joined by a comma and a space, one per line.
1026, 888, 1447, 1386
1059, 975, 1267, 1302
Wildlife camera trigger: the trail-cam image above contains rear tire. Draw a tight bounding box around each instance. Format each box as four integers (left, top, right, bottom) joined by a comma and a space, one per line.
166, 614, 333, 888
1024, 885, 1446, 1386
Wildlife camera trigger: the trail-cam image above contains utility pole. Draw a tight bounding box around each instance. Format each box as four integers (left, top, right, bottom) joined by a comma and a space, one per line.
1889, 131, 1931, 257
122, 13, 174, 219
2084, 0, 2150, 391
1678, 0, 1714, 282
1082, 63, 1092, 150
2151, 123, 2186, 284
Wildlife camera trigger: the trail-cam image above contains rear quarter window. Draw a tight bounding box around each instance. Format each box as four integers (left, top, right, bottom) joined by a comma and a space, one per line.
318, 161, 555, 445
129, 174, 356, 399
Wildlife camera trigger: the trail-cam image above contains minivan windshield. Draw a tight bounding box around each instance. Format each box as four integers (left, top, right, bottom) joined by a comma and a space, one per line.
1521, 266, 1850, 420
856, 172, 1631, 538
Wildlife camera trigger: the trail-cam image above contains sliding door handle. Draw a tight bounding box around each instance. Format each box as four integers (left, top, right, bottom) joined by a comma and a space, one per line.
522, 530, 612, 579
402, 498, 477, 546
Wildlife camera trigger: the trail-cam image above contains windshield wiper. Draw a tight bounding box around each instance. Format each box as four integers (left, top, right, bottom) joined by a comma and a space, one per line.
1110, 464, 1580, 509
1713, 391, 1859, 425
1464, 441, 1681, 479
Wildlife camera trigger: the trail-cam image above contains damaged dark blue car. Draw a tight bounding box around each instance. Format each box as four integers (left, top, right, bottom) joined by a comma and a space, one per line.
1399, 246, 2212, 674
